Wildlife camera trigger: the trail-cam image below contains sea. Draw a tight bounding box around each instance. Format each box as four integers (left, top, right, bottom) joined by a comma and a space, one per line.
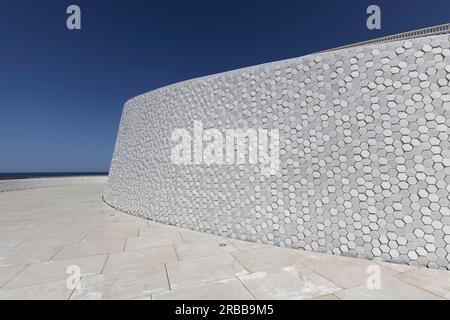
0, 172, 108, 180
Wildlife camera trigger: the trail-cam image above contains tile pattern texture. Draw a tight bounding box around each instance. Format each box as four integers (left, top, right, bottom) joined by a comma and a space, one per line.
104, 34, 450, 270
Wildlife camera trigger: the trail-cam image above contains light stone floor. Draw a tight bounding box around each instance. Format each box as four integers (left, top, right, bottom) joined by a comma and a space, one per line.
0, 182, 449, 300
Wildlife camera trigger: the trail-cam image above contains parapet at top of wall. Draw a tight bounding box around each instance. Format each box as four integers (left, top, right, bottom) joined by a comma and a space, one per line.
325, 23, 450, 52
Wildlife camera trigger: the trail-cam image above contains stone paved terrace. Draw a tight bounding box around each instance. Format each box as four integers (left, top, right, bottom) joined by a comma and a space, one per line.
0, 181, 449, 300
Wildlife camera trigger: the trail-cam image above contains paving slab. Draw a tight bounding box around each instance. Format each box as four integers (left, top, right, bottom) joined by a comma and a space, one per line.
297, 251, 399, 289
0, 280, 74, 300
174, 239, 238, 261
54, 239, 126, 260
395, 268, 450, 299
0, 246, 61, 266
153, 277, 254, 300
231, 246, 308, 273
238, 264, 342, 300
166, 254, 248, 289
4, 254, 107, 289
229, 239, 267, 251
335, 276, 443, 300
71, 265, 168, 300
102, 246, 178, 273
179, 230, 222, 243
0, 265, 27, 288
125, 233, 183, 251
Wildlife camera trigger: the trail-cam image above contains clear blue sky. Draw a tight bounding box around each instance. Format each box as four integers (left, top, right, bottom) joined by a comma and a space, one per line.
1, 0, 449, 173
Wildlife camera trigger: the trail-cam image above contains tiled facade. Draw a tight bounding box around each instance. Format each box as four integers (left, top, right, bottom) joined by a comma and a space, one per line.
104, 34, 450, 270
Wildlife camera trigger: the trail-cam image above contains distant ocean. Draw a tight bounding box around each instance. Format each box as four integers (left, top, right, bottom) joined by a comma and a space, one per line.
0, 172, 108, 180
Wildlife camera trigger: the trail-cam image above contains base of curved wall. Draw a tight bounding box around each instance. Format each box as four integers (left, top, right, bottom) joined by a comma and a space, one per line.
101, 196, 418, 271
105, 34, 450, 271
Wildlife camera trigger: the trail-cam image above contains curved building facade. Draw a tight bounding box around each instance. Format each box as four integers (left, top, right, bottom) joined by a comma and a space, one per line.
104, 34, 450, 270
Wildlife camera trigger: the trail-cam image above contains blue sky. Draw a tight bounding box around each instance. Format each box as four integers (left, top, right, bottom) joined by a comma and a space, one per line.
1, 0, 449, 173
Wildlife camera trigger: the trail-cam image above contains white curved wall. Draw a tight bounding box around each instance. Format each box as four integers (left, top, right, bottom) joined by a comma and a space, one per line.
104, 34, 450, 270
